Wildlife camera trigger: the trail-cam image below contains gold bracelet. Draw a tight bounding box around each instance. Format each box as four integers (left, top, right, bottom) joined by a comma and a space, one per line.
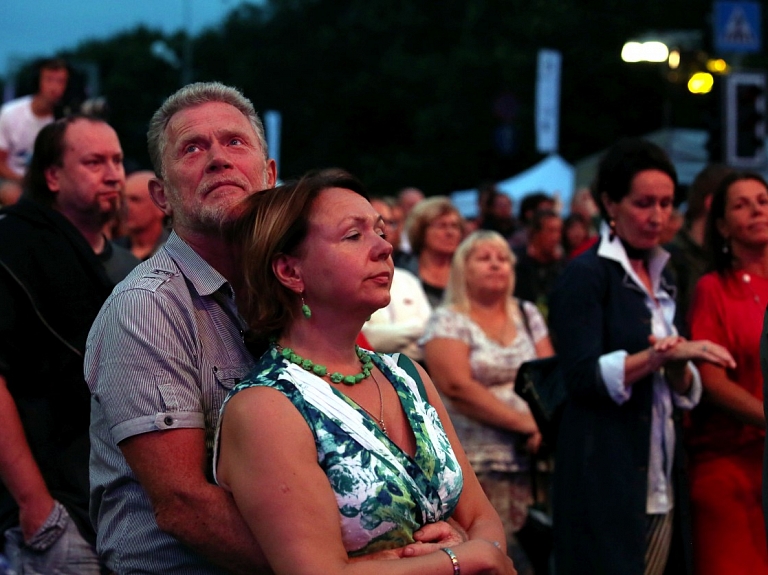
441, 547, 460, 575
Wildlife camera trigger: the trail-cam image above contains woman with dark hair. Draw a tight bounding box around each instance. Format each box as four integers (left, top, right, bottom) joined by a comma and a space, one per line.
214, 170, 516, 575
547, 138, 735, 575
561, 213, 590, 259
687, 171, 768, 574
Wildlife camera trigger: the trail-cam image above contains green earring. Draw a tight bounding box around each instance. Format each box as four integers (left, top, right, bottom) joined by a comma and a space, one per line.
301, 296, 312, 319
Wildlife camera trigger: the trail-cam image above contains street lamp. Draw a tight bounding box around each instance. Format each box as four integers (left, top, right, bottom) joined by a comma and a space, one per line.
622, 33, 726, 96
621, 41, 670, 63
688, 72, 714, 94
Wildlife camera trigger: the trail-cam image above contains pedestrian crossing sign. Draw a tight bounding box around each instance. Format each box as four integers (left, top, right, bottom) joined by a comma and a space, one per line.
714, 1, 761, 54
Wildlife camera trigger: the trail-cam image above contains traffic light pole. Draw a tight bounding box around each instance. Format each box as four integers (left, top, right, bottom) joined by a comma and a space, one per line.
724, 70, 766, 169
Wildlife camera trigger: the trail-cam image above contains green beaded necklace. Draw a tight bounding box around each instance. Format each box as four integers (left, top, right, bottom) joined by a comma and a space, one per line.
274, 343, 373, 385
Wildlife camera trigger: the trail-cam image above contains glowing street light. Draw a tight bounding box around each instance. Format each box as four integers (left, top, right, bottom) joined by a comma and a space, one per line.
688, 72, 714, 94
668, 50, 681, 69
621, 41, 670, 63
706, 59, 729, 74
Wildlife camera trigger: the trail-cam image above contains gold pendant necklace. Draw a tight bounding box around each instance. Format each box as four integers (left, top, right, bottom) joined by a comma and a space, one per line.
369, 370, 387, 435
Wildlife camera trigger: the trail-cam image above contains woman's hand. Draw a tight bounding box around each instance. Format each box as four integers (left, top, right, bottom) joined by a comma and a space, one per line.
370, 538, 518, 574
517, 411, 539, 436
452, 539, 518, 574
415, 519, 468, 546
649, 336, 736, 369
648, 334, 684, 353
526, 430, 542, 454
400, 520, 468, 558
424, 337, 545, 436
646, 335, 736, 395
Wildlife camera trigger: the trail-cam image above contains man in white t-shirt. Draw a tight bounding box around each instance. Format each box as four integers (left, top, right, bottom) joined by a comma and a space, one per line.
0, 58, 69, 182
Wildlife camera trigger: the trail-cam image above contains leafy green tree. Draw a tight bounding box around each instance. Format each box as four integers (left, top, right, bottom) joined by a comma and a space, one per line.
31, 0, 753, 193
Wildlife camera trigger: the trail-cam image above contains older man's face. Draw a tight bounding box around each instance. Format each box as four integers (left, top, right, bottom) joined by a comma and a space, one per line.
153, 101, 276, 237
123, 171, 164, 233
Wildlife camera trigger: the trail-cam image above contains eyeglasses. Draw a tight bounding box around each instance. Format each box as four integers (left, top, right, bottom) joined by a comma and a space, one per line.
429, 220, 462, 231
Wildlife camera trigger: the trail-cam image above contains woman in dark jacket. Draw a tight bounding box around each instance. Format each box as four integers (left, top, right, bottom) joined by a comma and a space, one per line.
548, 138, 734, 575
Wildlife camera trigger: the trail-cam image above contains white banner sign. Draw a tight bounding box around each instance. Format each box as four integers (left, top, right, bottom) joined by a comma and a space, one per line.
264, 110, 282, 176
535, 49, 562, 154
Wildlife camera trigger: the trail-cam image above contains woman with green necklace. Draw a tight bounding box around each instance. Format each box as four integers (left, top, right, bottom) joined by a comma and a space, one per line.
213, 169, 516, 575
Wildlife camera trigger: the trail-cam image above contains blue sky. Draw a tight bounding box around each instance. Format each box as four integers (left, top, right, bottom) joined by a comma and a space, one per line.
1, 0, 262, 78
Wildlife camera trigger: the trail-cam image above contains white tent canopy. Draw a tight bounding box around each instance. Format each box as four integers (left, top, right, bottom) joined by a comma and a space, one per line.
451, 154, 576, 219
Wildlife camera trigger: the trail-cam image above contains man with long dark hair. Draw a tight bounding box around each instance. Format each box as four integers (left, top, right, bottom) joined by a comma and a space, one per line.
0, 114, 136, 574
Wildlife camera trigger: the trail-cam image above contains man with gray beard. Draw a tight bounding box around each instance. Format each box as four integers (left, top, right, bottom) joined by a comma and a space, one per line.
86, 82, 469, 574
85, 82, 277, 574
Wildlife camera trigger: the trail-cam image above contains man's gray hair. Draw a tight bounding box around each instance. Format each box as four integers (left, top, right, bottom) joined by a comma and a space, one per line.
147, 82, 268, 178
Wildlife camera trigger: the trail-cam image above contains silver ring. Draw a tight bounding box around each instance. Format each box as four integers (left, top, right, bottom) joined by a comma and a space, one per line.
702, 345, 708, 352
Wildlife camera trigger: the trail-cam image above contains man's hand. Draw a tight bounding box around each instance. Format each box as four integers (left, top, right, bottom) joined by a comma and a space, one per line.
18, 494, 55, 541
0, 374, 58, 543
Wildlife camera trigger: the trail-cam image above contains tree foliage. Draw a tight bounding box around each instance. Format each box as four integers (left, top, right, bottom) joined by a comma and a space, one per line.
28, 0, 753, 194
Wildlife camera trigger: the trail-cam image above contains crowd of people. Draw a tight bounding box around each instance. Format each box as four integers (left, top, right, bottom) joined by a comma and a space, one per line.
0, 65, 766, 575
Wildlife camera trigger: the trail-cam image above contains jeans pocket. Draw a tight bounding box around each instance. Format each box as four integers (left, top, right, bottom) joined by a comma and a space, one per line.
23, 501, 69, 552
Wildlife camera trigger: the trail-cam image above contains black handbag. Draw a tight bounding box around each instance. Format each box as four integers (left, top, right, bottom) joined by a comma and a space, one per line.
514, 356, 566, 448
514, 356, 561, 574
512, 301, 563, 574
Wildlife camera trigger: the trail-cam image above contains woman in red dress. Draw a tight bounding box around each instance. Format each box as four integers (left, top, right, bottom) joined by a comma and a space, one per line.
688, 171, 768, 574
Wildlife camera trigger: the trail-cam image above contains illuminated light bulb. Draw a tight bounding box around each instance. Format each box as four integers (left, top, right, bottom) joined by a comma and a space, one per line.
642, 42, 669, 63
688, 72, 714, 94
706, 59, 729, 74
668, 50, 681, 69
621, 42, 643, 63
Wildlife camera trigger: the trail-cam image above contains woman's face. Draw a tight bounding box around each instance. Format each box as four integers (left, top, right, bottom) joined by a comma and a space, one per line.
564, 219, 588, 251
717, 178, 768, 249
423, 211, 462, 256
295, 187, 394, 316
465, 240, 513, 297
604, 169, 675, 250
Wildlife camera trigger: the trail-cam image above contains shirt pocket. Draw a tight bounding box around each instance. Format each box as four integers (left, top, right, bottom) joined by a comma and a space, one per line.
212, 365, 252, 391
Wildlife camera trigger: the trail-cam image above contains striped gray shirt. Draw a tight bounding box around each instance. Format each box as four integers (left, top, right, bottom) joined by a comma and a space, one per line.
85, 231, 255, 574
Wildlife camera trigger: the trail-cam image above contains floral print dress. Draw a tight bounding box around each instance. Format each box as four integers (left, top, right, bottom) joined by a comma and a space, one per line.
214, 348, 463, 556
420, 303, 547, 475
420, 302, 549, 575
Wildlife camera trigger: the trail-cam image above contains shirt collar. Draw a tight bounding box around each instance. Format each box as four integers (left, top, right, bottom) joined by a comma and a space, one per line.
163, 230, 230, 297
597, 222, 671, 297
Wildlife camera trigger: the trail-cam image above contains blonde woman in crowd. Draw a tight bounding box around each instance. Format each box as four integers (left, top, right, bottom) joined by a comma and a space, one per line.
422, 230, 554, 574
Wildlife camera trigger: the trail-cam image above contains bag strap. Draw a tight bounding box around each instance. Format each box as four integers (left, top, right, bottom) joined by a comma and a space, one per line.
517, 298, 534, 342
515, 299, 545, 499
396, 353, 428, 402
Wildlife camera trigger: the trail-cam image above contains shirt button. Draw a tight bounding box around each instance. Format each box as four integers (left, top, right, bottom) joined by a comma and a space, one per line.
164, 416, 174, 426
